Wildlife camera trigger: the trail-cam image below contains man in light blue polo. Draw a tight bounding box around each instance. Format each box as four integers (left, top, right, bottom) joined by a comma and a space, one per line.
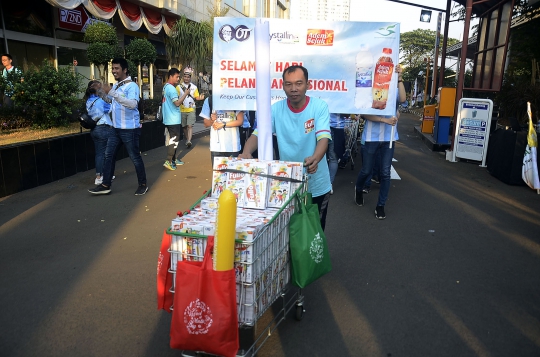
162, 67, 189, 170
88, 58, 148, 196
240, 65, 332, 230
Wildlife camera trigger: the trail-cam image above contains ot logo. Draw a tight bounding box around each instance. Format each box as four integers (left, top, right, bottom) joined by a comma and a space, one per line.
219, 25, 252, 42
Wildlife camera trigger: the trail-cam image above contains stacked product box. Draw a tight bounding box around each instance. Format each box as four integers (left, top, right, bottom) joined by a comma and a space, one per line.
168, 158, 304, 324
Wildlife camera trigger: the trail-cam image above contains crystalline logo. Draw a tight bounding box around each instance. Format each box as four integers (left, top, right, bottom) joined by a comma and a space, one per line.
219, 24, 253, 42
270, 31, 299, 44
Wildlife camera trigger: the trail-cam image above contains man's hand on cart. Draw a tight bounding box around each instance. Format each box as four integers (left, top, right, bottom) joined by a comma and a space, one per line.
238, 152, 253, 159
304, 156, 319, 174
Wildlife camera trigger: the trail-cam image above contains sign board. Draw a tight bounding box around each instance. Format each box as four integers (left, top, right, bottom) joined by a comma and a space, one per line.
450, 98, 493, 167
212, 18, 401, 115
58, 5, 106, 33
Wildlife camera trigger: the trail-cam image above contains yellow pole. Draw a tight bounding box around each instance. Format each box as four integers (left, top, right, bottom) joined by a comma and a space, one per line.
424, 57, 430, 107
213, 189, 237, 271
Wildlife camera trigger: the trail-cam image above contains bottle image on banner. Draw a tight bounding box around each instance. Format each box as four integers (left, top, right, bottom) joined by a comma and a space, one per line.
355, 44, 374, 109
372, 48, 394, 110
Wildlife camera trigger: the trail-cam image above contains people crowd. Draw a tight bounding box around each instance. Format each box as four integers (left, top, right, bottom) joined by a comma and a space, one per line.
1, 51, 405, 221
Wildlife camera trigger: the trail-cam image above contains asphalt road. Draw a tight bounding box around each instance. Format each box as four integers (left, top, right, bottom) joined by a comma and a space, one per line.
1, 113, 539, 357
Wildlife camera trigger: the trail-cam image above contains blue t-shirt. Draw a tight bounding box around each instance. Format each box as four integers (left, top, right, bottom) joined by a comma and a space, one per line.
362, 99, 407, 142
255, 96, 332, 197
86, 95, 112, 126
162, 83, 180, 125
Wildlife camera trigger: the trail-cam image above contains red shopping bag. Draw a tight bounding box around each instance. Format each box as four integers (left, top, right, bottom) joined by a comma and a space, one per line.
157, 230, 173, 312
170, 236, 239, 357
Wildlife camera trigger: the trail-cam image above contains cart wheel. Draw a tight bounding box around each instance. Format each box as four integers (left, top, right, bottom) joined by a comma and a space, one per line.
295, 305, 304, 321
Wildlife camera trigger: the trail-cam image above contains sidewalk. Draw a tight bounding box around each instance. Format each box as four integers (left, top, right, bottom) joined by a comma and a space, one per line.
1, 112, 539, 356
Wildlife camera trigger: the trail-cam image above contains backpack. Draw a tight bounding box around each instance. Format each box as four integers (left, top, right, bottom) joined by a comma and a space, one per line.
79, 98, 100, 130
156, 83, 170, 122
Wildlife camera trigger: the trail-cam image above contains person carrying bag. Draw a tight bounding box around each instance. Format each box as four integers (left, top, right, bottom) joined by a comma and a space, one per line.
289, 192, 332, 288
170, 236, 239, 357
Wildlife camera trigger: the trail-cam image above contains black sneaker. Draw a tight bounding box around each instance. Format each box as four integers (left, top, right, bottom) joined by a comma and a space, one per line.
375, 205, 386, 220
88, 184, 111, 195
371, 177, 380, 184
355, 189, 364, 206
135, 184, 148, 196
362, 187, 370, 194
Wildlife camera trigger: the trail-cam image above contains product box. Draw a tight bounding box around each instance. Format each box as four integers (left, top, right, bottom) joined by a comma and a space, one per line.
243, 161, 269, 209
226, 160, 248, 207
267, 162, 293, 208
212, 157, 233, 197
235, 242, 256, 264
289, 161, 304, 194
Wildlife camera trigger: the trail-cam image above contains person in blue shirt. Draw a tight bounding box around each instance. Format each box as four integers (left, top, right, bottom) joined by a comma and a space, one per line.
162, 67, 188, 170
88, 58, 148, 196
355, 65, 406, 219
240, 65, 332, 230
85, 80, 114, 185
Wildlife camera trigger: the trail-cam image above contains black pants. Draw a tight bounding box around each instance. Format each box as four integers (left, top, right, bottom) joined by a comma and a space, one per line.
165, 125, 182, 162
312, 192, 330, 231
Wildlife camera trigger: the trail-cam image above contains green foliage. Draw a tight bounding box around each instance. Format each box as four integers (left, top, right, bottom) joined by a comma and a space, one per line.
400, 29, 460, 82
12, 61, 84, 128
0, 68, 24, 97
165, 15, 213, 71
83, 22, 118, 46
126, 59, 137, 79
86, 42, 117, 66
0, 106, 31, 131
125, 38, 157, 65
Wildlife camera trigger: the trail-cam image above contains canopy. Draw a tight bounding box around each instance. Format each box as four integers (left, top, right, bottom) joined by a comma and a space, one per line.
46, 0, 177, 35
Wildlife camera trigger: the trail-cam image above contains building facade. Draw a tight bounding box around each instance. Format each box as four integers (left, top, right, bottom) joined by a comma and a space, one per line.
0, 0, 290, 97
290, 0, 350, 21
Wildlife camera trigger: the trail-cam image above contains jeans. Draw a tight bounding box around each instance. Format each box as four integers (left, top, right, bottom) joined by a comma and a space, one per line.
355, 141, 394, 207
91, 125, 115, 175
327, 127, 345, 184
102, 128, 147, 187
363, 148, 381, 189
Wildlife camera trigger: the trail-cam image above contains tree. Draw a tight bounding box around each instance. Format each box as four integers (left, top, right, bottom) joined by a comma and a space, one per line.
125, 38, 157, 92
12, 60, 83, 128
125, 38, 157, 66
399, 29, 460, 85
165, 15, 213, 71
84, 22, 119, 82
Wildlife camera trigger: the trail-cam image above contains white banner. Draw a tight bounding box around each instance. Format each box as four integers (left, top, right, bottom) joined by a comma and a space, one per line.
522, 102, 540, 190
212, 18, 401, 116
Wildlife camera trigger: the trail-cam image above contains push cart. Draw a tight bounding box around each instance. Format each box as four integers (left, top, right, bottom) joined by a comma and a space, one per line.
340, 117, 360, 170
167, 179, 307, 357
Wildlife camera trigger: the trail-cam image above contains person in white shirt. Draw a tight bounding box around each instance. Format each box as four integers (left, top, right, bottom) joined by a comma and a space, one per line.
199, 97, 244, 164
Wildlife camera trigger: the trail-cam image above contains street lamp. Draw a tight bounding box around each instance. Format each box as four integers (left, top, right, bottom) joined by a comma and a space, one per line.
420, 10, 432, 23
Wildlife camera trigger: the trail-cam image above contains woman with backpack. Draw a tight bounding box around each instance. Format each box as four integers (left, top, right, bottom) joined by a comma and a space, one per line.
85, 80, 115, 185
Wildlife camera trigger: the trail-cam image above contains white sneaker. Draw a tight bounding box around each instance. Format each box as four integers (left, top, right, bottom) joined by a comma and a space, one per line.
95, 177, 103, 185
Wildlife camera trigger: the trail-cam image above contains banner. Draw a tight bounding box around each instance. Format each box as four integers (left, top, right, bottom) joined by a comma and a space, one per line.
522, 102, 540, 190
213, 18, 400, 116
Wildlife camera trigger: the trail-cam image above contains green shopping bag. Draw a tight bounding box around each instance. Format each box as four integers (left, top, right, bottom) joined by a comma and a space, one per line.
289, 193, 332, 288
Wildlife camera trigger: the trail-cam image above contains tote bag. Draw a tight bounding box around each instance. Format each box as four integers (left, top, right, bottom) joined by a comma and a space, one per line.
289, 193, 332, 288
157, 230, 173, 312
170, 236, 239, 357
